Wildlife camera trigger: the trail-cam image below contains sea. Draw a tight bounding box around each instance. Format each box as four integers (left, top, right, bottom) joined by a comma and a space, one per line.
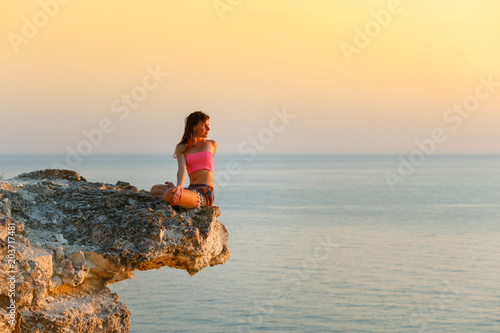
1, 154, 499, 333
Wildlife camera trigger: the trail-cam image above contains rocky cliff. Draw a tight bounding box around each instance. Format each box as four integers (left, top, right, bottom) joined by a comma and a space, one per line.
0, 170, 230, 332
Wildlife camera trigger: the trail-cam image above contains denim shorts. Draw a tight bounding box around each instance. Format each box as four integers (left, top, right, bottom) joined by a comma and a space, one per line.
186, 184, 215, 207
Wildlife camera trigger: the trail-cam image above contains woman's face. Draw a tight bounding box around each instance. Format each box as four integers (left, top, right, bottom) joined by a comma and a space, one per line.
193, 119, 210, 138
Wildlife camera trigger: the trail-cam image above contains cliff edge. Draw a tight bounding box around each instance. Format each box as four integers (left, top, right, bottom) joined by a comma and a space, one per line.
0, 169, 230, 332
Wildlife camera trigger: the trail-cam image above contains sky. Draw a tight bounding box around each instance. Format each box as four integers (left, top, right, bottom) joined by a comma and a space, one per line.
1, 0, 500, 155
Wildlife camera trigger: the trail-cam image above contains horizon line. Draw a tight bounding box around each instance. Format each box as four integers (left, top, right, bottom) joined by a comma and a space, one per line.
1, 152, 500, 156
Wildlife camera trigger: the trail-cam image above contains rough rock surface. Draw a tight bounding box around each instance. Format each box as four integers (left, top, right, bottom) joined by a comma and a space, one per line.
0, 170, 230, 332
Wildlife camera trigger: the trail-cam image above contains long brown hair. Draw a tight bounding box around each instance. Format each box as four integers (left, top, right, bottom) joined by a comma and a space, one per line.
173, 111, 209, 157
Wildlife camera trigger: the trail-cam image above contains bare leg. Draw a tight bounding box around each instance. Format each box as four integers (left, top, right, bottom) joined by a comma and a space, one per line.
150, 183, 174, 199
163, 188, 200, 209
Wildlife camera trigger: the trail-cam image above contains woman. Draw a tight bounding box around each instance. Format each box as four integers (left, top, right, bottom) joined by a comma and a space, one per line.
150, 111, 216, 209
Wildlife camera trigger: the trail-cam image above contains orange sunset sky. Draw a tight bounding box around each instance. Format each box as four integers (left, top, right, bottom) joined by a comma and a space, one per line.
1, 0, 499, 154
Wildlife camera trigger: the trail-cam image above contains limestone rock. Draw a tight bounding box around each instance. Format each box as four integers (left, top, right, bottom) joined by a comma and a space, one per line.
20, 291, 130, 333
0, 169, 230, 332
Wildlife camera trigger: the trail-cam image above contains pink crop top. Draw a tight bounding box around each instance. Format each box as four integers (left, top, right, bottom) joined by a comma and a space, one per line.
185, 151, 214, 175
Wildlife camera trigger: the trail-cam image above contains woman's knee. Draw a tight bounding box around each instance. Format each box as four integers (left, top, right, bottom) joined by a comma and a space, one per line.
162, 189, 176, 205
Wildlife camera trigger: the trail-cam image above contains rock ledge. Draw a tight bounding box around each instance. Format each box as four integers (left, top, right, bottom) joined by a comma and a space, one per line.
0, 170, 230, 332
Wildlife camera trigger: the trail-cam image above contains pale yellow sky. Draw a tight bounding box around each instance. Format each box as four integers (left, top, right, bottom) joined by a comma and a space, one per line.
1, 0, 499, 154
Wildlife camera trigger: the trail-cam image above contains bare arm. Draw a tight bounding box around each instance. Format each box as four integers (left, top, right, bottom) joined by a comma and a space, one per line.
176, 153, 187, 188
172, 145, 187, 203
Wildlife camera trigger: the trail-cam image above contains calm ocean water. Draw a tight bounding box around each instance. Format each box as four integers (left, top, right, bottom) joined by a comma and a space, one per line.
1, 154, 499, 332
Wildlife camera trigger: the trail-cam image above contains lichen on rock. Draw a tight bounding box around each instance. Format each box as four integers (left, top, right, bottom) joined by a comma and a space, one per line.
0, 169, 230, 332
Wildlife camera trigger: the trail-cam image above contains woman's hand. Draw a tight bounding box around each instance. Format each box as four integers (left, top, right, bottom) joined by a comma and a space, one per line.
172, 185, 183, 203
164, 181, 174, 188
